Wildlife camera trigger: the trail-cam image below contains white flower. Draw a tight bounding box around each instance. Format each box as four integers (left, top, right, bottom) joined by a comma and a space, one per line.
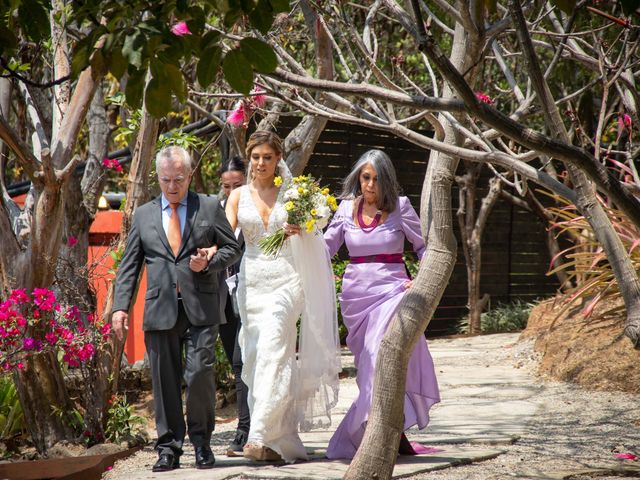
315, 205, 331, 219
284, 188, 299, 201
313, 193, 327, 206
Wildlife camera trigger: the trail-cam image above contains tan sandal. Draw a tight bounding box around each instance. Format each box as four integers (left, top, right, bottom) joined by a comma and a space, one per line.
243, 443, 282, 462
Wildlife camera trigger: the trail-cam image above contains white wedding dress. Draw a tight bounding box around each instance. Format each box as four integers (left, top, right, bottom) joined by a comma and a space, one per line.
236, 184, 308, 462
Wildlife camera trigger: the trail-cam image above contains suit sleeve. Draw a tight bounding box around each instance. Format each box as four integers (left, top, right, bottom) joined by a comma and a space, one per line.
112, 212, 145, 313
208, 200, 241, 272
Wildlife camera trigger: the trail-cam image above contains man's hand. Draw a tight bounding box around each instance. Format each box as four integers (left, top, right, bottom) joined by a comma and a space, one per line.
112, 310, 129, 341
190, 248, 210, 272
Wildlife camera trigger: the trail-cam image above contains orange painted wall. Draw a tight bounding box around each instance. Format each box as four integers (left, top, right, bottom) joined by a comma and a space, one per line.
89, 211, 146, 364
10, 195, 145, 362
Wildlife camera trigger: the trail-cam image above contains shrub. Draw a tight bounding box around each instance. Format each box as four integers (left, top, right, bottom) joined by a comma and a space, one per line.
457, 300, 533, 333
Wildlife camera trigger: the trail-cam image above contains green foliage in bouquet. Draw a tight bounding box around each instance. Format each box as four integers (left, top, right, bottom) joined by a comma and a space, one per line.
259, 174, 338, 257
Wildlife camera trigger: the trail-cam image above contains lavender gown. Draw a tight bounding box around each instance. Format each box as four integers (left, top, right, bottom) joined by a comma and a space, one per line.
324, 196, 440, 459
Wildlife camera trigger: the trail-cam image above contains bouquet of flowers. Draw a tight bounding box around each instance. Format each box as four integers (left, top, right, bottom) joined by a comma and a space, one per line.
259, 174, 338, 257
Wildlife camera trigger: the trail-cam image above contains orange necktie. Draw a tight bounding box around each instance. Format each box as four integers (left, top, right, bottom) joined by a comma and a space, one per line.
168, 203, 181, 257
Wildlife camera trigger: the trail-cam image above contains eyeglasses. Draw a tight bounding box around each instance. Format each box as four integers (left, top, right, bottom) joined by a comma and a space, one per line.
159, 177, 187, 186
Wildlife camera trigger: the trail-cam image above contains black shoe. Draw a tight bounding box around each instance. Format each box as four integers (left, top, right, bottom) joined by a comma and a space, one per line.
226, 430, 248, 457
152, 453, 180, 472
195, 446, 216, 469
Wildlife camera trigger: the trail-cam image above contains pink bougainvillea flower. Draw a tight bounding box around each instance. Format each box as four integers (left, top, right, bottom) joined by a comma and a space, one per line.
45, 332, 58, 345
170, 21, 191, 36
475, 91, 493, 105
32, 288, 56, 311
10, 289, 29, 304
227, 102, 247, 127
616, 113, 633, 143
102, 158, 111, 168
615, 452, 637, 460
251, 86, 267, 108
67, 236, 78, 247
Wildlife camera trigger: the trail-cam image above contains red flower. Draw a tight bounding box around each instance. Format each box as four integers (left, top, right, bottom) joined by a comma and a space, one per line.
475, 91, 493, 105
170, 21, 191, 36
67, 236, 78, 247
227, 102, 247, 127
615, 452, 637, 460
251, 86, 267, 108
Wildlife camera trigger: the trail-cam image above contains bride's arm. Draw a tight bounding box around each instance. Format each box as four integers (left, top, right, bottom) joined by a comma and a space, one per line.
200, 189, 241, 262
225, 187, 240, 231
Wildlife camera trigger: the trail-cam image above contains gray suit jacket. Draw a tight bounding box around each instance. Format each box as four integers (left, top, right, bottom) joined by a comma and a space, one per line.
113, 191, 241, 331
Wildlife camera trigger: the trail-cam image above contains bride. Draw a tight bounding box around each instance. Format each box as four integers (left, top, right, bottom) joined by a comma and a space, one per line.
223, 130, 340, 462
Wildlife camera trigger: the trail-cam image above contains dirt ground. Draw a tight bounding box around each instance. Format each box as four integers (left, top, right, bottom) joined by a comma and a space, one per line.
521, 296, 640, 394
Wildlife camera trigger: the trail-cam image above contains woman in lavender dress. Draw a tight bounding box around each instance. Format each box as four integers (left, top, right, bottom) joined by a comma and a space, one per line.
324, 149, 440, 460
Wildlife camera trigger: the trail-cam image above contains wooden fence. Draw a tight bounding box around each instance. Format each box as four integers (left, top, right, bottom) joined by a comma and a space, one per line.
275, 118, 559, 335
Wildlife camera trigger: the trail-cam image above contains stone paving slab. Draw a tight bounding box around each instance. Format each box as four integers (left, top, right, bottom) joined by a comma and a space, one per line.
241, 448, 505, 479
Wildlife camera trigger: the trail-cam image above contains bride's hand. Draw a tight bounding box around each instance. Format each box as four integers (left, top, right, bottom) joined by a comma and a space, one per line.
404, 280, 413, 290
283, 223, 301, 236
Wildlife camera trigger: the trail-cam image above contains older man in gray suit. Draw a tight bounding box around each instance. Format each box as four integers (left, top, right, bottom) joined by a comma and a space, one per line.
111, 146, 240, 472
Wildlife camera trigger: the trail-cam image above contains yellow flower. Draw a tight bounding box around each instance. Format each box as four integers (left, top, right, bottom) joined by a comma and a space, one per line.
273, 176, 282, 187
298, 187, 304, 194
327, 195, 338, 211
310, 208, 317, 216
305, 218, 316, 232
285, 201, 295, 211
322, 188, 330, 195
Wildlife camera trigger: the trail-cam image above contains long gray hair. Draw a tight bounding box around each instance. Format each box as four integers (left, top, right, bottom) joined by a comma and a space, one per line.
339, 149, 400, 212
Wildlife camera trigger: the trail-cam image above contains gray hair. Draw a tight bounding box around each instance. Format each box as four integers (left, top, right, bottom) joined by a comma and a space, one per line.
339, 149, 400, 212
155, 146, 193, 173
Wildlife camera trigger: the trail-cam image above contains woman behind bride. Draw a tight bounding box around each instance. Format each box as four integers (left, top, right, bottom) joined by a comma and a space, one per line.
223, 130, 341, 462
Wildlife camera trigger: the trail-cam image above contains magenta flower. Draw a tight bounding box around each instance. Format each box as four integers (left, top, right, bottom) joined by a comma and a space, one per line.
10, 289, 29, 304
45, 332, 58, 345
170, 21, 191, 36
22, 337, 36, 350
475, 91, 493, 105
67, 236, 78, 247
251, 86, 267, 108
615, 452, 637, 460
32, 288, 56, 311
227, 102, 247, 127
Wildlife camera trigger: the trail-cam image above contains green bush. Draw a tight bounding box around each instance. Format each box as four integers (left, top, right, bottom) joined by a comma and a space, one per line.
0, 376, 24, 444
457, 300, 533, 334
105, 394, 146, 444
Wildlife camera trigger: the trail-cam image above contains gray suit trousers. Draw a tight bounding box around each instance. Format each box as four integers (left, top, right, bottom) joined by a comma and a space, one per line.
144, 300, 219, 455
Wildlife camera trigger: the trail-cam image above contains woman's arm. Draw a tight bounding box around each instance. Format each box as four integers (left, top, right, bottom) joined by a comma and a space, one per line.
399, 197, 426, 259
200, 188, 241, 263
323, 200, 348, 257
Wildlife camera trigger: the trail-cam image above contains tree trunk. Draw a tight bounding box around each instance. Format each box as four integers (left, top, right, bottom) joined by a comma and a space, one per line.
102, 105, 159, 391
507, 0, 640, 347
345, 15, 479, 478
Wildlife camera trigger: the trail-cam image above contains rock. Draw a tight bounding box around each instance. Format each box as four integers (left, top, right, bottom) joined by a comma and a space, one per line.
47, 441, 86, 458
82, 443, 126, 456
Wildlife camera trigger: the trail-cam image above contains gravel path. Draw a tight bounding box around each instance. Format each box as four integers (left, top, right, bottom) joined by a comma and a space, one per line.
412, 334, 640, 480
103, 333, 640, 479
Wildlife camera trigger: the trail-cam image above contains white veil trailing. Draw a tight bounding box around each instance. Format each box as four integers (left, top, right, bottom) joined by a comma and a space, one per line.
277, 160, 341, 431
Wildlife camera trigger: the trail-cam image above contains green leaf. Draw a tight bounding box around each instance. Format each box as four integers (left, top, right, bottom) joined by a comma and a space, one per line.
108, 47, 128, 79
551, 0, 576, 14
122, 30, 145, 69
145, 76, 172, 118
269, 0, 290, 13
199, 31, 221, 52
223, 48, 254, 94
196, 46, 222, 88
125, 68, 146, 110
90, 48, 107, 75
248, 0, 274, 34
620, 0, 640, 14
240, 37, 277, 73
71, 38, 92, 78
18, 0, 50, 42
484, 0, 497, 14
165, 64, 187, 103
0, 26, 18, 55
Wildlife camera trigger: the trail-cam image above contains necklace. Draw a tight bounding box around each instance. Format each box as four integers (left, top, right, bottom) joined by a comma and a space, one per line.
357, 198, 382, 233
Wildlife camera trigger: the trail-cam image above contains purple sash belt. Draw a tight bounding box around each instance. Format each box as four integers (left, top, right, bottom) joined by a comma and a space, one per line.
349, 253, 404, 264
